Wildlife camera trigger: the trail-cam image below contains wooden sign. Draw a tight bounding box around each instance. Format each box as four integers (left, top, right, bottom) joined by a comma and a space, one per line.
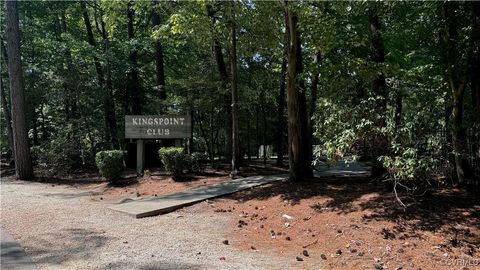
125, 115, 191, 139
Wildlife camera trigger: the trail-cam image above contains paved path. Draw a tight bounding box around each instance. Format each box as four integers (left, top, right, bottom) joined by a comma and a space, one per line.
1, 228, 36, 270
314, 160, 371, 177
110, 161, 371, 219
110, 174, 287, 218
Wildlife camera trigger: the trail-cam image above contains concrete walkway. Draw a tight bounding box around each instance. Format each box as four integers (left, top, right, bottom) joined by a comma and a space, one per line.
110, 174, 287, 218
314, 160, 371, 177
0, 228, 36, 270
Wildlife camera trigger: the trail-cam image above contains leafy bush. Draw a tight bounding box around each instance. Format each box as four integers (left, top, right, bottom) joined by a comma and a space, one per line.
32, 136, 83, 175
379, 132, 450, 198
158, 147, 189, 176
189, 152, 209, 172
95, 150, 125, 182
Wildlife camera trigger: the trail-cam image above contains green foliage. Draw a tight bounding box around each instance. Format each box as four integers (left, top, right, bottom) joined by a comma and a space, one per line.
189, 152, 209, 172
95, 150, 125, 182
158, 147, 188, 176
31, 134, 82, 175
1, 0, 478, 186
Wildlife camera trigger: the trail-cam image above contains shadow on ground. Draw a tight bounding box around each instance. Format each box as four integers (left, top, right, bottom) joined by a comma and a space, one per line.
225, 175, 480, 250
24, 228, 111, 266
105, 262, 203, 270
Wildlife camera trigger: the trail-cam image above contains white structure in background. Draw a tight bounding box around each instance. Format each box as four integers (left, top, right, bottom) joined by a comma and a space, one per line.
258, 145, 273, 159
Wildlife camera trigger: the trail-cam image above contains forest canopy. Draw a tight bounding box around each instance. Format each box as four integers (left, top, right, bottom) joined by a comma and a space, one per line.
1, 1, 479, 187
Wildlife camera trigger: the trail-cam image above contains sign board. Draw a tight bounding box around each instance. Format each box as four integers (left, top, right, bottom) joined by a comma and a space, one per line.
125, 115, 191, 139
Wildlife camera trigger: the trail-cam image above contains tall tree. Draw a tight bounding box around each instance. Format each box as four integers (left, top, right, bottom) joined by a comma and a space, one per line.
0, 42, 14, 157
308, 50, 321, 160
80, 1, 118, 148
151, 8, 166, 110
367, 2, 388, 176
5, 0, 34, 179
0, 74, 13, 157
285, 2, 313, 181
230, 1, 240, 175
442, 2, 471, 184
275, 10, 288, 167
206, 3, 232, 162
126, 1, 141, 115
470, 2, 480, 121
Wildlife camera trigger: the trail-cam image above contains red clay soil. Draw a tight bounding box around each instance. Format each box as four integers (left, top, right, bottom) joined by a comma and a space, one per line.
89, 169, 231, 202
209, 177, 480, 270
88, 162, 288, 202
7, 161, 289, 202
3, 161, 478, 269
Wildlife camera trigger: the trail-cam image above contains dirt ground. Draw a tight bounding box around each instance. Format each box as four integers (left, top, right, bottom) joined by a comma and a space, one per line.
211, 176, 480, 270
1, 161, 479, 269
11, 161, 289, 203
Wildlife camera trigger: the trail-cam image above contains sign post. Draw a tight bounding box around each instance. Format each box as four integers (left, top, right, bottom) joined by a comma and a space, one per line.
136, 139, 144, 175
125, 115, 191, 175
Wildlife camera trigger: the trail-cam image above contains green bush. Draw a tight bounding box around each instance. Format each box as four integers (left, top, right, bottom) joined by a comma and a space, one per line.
32, 136, 82, 175
189, 152, 209, 172
158, 147, 188, 176
95, 150, 125, 182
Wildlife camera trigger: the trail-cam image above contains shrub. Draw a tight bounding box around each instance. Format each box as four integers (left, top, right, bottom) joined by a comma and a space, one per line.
95, 150, 125, 182
32, 136, 82, 175
158, 147, 188, 176
189, 152, 209, 172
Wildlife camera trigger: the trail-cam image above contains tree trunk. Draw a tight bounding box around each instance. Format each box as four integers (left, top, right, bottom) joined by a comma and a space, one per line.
276, 24, 287, 166
58, 11, 78, 122
127, 2, 141, 115
81, 1, 118, 148
367, 3, 388, 176
285, 2, 313, 181
5, 0, 34, 179
394, 93, 402, 129
230, 1, 240, 174
308, 50, 321, 161
40, 102, 47, 141
151, 11, 167, 109
247, 115, 251, 160
0, 74, 14, 156
451, 90, 467, 183
442, 2, 470, 184
206, 4, 232, 163
471, 2, 480, 121
256, 107, 259, 159
261, 87, 267, 166
0, 42, 14, 156
98, 7, 119, 148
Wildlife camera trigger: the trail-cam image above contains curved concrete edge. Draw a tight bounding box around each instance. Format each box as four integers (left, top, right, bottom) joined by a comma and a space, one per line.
109, 174, 288, 218
1, 228, 37, 270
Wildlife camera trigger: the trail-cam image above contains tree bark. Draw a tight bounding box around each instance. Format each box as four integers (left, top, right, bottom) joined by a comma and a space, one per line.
308, 50, 321, 161
285, 2, 313, 181
58, 11, 78, 122
276, 16, 288, 167
367, 3, 388, 176
230, 1, 240, 174
206, 4, 232, 163
151, 10, 167, 109
442, 2, 470, 184
5, 0, 34, 179
126, 2, 141, 115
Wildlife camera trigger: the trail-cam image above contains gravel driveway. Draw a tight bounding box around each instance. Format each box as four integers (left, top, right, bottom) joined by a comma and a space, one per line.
0, 178, 293, 270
